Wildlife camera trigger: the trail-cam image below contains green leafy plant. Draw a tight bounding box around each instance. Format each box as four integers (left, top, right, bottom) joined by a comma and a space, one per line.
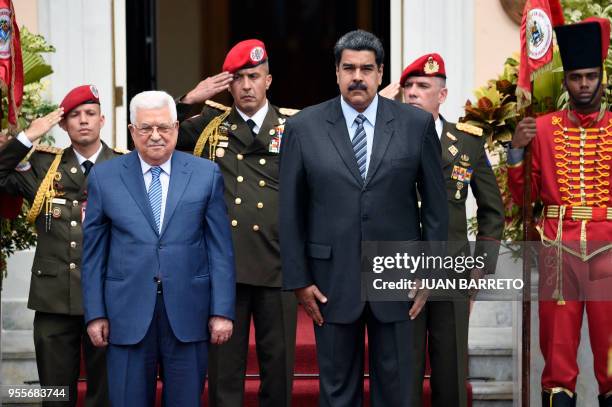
1, 27, 57, 282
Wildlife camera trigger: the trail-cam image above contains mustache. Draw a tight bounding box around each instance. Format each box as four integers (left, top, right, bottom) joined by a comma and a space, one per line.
348, 82, 368, 91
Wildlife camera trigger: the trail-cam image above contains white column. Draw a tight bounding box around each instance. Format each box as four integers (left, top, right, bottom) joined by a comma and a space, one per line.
37, 0, 115, 148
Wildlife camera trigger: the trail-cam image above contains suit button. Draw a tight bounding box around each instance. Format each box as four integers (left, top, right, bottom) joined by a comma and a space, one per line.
237, 176, 244, 182
70, 220, 78, 227
362, 214, 369, 220
259, 180, 266, 187
158, 244, 163, 249
235, 197, 242, 205
253, 225, 260, 231
153, 276, 159, 283
257, 202, 263, 209
237, 154, 244, 160
231, 220, 238, 227
70, 241, 77, 248
72, 200, 79, 207
69, 263, 76, 270
259, 158, 266, 165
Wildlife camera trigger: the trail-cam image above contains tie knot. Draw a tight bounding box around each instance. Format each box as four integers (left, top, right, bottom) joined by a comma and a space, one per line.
246, 119, 257, 132
150, 166, 161, 179
82, 160, 94, 176
354, 114, 366, 126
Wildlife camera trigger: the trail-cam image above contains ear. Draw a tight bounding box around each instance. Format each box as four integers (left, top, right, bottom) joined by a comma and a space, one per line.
438, 87, 448, 105
59, 119, 67, 132
266, 74, 272, 90
377, 63, 384, 86
99, 114, 106, 129
336, 65, 341, 85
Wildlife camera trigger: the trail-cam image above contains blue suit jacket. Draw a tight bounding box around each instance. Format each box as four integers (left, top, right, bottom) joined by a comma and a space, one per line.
82, 150, 235, 345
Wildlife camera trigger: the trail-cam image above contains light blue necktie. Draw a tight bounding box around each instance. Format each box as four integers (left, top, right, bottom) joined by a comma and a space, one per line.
148, 166, 162, 232
352, 114, 367, 179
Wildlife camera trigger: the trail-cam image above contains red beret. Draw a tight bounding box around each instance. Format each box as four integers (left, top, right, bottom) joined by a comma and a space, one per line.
222, 39, 268, 74
400, 53, 446, 87
60, 85, 100, 114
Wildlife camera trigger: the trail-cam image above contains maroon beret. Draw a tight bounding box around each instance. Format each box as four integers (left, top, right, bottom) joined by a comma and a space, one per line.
400, 53, 446, 87
60, 85, 100, 114
222, 39, 267, 73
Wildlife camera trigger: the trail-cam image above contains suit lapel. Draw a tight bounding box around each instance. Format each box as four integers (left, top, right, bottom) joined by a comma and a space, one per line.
120, 151, 159, 235
441, 120, 461, 170
245, 106, 280, 154
326, 97, 363, 186
160, 153, 191, 238
61, 147, 85, 188
228, 109, 255, 149
364, 98, 395, 187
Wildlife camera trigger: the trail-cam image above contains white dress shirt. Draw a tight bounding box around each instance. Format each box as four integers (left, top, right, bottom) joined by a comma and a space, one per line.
340, 94, 379, 179
139, 154, 172, 230
435, 117, 443, 140
236, 101, 270, 135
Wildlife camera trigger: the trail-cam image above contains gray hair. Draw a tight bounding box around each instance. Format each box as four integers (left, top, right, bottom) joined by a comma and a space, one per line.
129, 90, 177, 124
334, 30, 385, 67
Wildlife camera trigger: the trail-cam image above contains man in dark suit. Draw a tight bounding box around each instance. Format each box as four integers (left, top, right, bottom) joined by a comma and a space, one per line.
177, 40, 297, 407
382, 53, 505, 407
279, 30, 449, 407
82, 90, 236, 407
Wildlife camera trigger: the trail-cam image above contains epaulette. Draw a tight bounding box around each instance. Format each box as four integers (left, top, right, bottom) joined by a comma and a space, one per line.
34, 144, 63, 154
113, 147, 130, 155
205, 100, 231, 112
278, 107, 300, 117
456, 122, 483, 137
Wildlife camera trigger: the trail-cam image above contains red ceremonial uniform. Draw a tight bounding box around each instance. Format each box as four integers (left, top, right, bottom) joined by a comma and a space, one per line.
508, 108, 612, 396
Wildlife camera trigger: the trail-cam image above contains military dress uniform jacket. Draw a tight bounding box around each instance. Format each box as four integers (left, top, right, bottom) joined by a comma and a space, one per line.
441, 120, 504, 273
178, 103, 289, 287
0, 138, 123, 314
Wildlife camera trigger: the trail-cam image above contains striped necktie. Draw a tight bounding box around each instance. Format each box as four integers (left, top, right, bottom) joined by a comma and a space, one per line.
352, 114, 367, 179
148, 166, 162, 232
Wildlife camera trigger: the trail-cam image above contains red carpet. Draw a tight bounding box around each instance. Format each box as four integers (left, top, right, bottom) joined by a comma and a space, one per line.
77, 307, 472, 406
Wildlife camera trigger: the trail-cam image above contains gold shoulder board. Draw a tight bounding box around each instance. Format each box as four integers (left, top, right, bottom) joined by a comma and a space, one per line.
456, 122, 483, 137
205, 100, 231, 112
113, 147, 130, 154
279, 107, 300, 117
34, 144, 63, 154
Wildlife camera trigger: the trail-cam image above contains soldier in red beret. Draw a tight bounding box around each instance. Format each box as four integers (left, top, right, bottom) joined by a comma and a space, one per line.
176, 40, 297, 407
510, 17, 612, 407
380, 53, 504, 407
0, 85, 126, 406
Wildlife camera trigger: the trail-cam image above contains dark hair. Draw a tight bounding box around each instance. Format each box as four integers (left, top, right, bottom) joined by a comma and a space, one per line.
334, 30, 385, 67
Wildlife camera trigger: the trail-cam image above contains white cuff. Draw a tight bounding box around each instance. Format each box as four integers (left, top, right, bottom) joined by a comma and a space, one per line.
16, 131, 33, 148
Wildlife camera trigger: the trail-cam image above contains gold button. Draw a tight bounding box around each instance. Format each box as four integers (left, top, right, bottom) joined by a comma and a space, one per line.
253, 225, 260, 231
259, 180, 266, 187
70, 241, 77, 248
235, 197, 242, 205
70, 221, 78, 227
257, 202, 264, 209
237, 154, 244, 160
259, 158, 266, 165
72, 200, 79, 207
69, 263, 76, 270
231, 220, 238, 227
237, 176, 244, 182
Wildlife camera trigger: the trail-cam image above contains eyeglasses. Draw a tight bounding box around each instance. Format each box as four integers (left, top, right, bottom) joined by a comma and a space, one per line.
131, 122, 177, 136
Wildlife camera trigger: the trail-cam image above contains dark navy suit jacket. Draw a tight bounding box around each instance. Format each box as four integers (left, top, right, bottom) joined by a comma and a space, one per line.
82, 150, 235, 345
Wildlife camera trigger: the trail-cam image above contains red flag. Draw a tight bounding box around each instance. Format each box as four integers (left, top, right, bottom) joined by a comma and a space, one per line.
0, 0, 23, 130
516, 0, 564, 109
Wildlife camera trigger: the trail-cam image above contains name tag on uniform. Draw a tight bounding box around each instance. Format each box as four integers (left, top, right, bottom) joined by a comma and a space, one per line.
51, 198, 67, 205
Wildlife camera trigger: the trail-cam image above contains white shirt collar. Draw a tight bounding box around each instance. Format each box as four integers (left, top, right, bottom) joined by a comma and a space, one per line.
235, 100, 269, 134
73, 143, 103, 165
435, 116, 443, 139
340, 94, 378, 128
138, 153, 172, 176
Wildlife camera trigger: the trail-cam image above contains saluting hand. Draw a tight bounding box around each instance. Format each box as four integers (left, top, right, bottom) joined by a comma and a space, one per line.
379, 82, 402, 101
182, 72, 234, 104
511, 117, 537, 148
295, 284, 327, 326
87, 318, 109, 347
23, 108, 64, 142
209, 316, 233, 345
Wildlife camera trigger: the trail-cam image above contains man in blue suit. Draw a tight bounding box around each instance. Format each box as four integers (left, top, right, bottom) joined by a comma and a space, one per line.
82, 90, 236, 407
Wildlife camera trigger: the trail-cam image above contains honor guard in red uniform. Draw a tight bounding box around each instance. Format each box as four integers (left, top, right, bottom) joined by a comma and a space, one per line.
508, 17, 612, 407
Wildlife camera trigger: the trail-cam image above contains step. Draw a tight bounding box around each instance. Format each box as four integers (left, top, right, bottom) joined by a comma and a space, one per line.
468, 327, 514, 382
471, 380, 514, 405
1, 330, 38, 386
2, 300, 35, 331
469, 301, 513, 328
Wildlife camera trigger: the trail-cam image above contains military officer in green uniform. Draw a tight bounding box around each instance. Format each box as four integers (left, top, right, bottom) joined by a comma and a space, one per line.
176, 40, 297, 407
381, 53, 505, 407
0, 85, 124, 406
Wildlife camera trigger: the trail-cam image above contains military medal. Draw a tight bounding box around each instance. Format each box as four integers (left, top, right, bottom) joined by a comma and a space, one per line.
216, 147, 225, 158
54, 172, 62, 181
461, 154, 470, 162
230, 124, 238, 131
455, 182, 464, 200
268, 125, 284, 153
448, 145, 458, 157
70, 167, 78, 174
52, 207, 61, 219
269, 129, 275, 136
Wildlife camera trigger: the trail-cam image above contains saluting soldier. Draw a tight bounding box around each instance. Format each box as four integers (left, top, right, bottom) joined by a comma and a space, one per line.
177, 40, 297, 407
0, 85, 124, 406
509, 17, 612, 407
381, 53, 505, 407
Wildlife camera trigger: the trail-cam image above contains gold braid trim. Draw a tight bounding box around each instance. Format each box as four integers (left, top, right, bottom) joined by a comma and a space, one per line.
26, 152, 63, 224
193, 110, 231, 160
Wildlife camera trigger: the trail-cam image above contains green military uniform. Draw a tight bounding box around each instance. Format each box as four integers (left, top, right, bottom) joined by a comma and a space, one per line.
413, 120, 504, 407
0, 137, 124, 406
178, 101, 297, 407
